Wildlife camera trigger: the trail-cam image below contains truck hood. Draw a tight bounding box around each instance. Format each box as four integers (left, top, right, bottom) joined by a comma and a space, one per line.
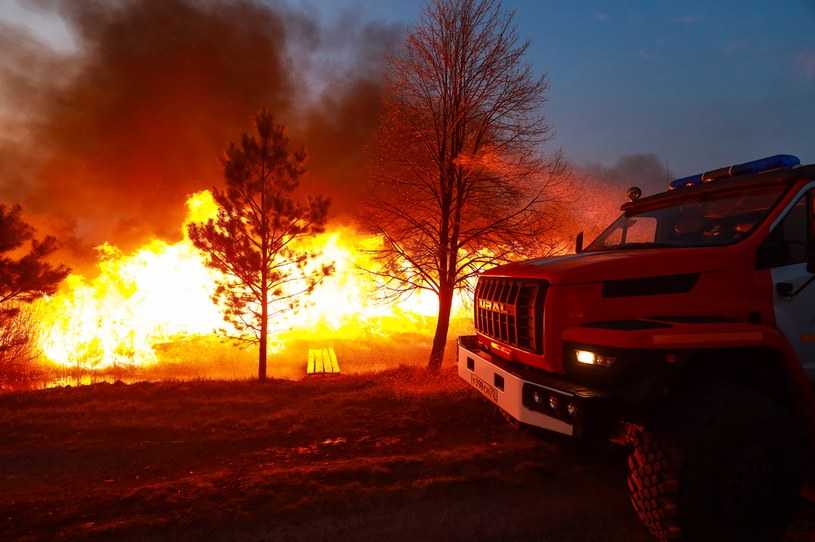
483, 247, 732, 285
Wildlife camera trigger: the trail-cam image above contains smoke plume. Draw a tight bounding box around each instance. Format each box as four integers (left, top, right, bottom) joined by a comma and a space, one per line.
582, 153, 673, 197
0, 0, 400, 269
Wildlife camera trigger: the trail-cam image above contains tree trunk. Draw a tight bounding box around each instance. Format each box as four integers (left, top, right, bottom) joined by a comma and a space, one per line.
427, 286, 453, 372
258, 329, 267, 382
258, 286, 268, 382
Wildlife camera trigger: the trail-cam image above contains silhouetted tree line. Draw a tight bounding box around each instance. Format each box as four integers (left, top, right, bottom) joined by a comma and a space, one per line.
0, 205, 69, 383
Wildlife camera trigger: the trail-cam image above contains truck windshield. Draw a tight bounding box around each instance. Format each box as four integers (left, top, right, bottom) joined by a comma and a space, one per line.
586, 185, 786, 252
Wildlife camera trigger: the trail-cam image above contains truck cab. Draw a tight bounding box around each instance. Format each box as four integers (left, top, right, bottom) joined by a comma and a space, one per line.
458, 154, 814, 541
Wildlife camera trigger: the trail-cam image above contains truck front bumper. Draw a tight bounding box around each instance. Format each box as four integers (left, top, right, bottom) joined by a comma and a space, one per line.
457, 335, 616, 439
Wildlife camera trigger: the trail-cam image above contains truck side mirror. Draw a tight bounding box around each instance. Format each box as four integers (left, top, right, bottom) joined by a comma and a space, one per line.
575, 232, 584, 254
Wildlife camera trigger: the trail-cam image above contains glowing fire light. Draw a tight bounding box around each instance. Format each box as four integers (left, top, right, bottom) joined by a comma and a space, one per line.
35, 191, 463, 370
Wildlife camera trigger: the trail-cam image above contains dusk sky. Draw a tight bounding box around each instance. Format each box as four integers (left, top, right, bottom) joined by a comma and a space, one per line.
2, 0, 813, 177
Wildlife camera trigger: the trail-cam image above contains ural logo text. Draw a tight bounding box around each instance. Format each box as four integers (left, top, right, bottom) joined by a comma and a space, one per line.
478, 299, 514, 315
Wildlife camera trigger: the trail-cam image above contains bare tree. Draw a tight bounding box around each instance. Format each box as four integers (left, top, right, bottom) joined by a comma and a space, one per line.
364, 0, 563, 371
188, 112, 331, 382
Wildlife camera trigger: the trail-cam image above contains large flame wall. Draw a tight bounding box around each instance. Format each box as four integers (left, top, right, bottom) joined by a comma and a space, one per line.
35, 191, 463, 370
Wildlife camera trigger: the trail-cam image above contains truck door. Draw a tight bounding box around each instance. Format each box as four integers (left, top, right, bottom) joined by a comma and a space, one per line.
761, 186, 815, 373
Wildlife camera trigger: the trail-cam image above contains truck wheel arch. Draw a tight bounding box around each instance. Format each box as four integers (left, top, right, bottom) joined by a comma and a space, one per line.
664, 346, 814, 449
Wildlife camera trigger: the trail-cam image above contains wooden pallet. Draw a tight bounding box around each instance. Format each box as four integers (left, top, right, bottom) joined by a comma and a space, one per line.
307, 347, 340, 375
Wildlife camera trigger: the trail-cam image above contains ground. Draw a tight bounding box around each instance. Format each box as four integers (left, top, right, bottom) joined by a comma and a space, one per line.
0, 367, 812, 542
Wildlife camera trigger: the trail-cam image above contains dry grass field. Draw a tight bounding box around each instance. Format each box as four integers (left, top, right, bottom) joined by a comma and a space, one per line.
1, 367, 813, 541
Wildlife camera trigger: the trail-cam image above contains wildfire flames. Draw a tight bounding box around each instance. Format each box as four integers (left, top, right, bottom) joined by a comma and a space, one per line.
34, 191, 462, 370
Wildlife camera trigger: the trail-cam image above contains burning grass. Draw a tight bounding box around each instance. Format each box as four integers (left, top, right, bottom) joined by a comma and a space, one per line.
17, 319, 472, 391
31, 191, 471, 374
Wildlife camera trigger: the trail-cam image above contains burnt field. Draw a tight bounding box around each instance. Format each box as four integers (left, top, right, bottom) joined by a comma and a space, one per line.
1, 367, 813, 542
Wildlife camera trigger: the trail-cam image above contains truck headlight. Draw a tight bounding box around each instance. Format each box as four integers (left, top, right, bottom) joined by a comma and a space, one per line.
575, 349, 616, 367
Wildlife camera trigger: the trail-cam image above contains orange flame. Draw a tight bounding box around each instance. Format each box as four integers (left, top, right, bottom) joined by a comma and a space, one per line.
34, 191, 465, 370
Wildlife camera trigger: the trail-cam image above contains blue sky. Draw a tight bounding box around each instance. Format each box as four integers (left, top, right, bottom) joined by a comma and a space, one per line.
2, 0, 813, 176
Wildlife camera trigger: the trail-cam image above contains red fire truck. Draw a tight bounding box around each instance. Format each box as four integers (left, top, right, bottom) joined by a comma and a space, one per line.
458, 155, 814, 541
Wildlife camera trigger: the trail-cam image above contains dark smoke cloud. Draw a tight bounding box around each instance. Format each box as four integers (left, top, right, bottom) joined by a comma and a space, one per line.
296, 16, 400, 220
0, 22, 67, 196
0, 0, 400, 268
581, 153, 673, 197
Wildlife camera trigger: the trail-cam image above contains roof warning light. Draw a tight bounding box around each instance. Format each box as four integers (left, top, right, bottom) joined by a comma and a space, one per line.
668, 154, 800, 190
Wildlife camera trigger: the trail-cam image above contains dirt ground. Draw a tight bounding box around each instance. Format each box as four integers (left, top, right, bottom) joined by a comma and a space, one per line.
1, 367, 813, 542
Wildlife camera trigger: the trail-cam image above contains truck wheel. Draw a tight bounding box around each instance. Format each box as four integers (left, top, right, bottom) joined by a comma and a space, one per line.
627, 428, 682, 540
626, 386, 802, 542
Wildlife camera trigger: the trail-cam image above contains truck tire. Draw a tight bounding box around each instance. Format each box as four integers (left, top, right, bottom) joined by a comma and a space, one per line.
627, 428, 682, 540
626, 386, 802, 542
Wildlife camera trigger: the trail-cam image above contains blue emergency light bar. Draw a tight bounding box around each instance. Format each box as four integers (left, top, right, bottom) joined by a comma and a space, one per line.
668, 154, 801, 190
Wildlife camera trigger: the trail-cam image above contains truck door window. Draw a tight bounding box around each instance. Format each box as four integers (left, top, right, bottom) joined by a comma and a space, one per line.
809, 190, 815, 265
757, 195, 807, 268
810, 191, 815, 250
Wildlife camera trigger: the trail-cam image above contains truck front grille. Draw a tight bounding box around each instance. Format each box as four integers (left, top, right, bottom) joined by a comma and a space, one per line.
474, 277, 546, 354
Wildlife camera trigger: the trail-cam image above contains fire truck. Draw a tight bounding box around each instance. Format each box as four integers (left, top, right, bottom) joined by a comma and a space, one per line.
458, 154, 814, 541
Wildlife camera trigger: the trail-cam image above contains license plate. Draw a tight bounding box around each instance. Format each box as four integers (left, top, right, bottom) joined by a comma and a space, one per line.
470, 373, 498, 403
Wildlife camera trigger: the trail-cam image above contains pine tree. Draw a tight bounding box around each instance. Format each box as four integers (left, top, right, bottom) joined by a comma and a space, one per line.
0, 204, 69, 321
188, 112, 331, 381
